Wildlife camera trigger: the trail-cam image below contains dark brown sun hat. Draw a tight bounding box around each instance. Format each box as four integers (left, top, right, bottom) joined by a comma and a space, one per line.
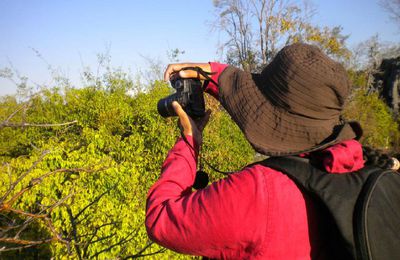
218, 43, 362, 156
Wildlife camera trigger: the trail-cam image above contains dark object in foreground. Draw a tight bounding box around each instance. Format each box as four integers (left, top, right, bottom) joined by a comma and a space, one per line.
261, 156, 400, 260
157, 78, 205, 118
192, 170, 209, 190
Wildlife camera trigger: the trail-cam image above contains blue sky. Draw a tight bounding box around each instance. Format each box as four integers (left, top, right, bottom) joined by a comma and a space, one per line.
0, 0, 399, 96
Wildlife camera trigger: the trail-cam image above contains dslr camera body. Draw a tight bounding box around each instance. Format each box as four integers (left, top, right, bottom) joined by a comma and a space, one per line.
157, 78, 205, 118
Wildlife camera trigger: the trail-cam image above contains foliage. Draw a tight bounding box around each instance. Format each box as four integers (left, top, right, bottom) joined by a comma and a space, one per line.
212, 0, 350, 71
344, 86, 399, 150
301, 25, 350, 62
0, 72, 254, 258
347, 69, 368, 89
345, 38, 400, 151
1, 4, 398, 255
202, 97, 254, 181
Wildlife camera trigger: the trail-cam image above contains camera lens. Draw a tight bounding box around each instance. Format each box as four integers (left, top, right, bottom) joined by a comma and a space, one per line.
157, 95, 176, 117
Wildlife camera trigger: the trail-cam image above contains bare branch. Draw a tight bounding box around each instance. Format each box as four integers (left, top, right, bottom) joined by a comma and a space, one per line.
92, 232, 136, 259
2, 165, 98, 208
0, 160, 106, 255
89, 233, 117, 245
43, 217, 70, 244
0, 120, 78, 129
380, 0, 400, 25
2, 102, 31, 125
0, 237, 53, 246
7, 208, 47, 219
0, 90, 77, 130
77, 222, 118, 239
0, 244, 40, 252
66, 204, 82, 260
75, 188, 111, 221
123, 241, 167, 259
212, 0, 346, 69
0, 150, 49, 203
132, 248, 167, 258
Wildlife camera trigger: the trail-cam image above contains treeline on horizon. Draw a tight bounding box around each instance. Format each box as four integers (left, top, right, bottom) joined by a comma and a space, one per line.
1, 0, 400, 258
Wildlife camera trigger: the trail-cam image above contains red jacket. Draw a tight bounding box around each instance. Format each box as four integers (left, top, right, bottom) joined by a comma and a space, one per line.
145, 63, 365, 259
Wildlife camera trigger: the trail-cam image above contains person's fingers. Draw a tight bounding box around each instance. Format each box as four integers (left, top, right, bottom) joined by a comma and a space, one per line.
164, 63, 211, 81
164, 64, 189, 81
172, 101, 192, 135
178, 64, 212, 80
391, 157, 400, 170
164, 64, 175, 81
179, 70, 201, 80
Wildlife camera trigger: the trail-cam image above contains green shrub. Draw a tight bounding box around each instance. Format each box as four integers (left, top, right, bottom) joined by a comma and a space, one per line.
344, 87, 399, 150
0, 76, 254, 259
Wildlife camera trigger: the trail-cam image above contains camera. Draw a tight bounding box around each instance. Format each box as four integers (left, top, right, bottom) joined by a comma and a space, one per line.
157, 78, 206, 118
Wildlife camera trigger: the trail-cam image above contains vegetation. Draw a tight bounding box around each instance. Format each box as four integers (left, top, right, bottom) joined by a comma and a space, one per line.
344, 87, 399, 149
1, 1, 400, 258
2, 56, 399, 259
0, 74, 253, 258
212, 0, 350, 71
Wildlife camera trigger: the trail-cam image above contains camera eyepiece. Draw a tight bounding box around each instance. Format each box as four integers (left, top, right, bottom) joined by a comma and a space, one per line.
157, 78, 205, 118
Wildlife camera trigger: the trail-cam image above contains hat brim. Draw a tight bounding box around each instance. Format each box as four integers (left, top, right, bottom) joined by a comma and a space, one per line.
218, 66, 362, 156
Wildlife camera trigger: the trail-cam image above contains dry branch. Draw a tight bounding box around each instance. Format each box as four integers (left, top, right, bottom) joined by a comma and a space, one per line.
0, 156, 107, 254
0, 120, 78, 129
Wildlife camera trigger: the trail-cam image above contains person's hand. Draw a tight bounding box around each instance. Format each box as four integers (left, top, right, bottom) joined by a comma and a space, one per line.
172, 101, 211, 148
164, 63, 211, 82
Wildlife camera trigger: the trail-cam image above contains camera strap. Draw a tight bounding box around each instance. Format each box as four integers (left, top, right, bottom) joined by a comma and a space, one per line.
180, 131, 237, 190
176, 67, 232, 189
180, 132, 232, 176
179, 66, 219, 88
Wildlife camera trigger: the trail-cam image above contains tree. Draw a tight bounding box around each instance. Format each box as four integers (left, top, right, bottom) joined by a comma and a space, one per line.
0, 67, 254, 258
213, 0, 256, 71
349, 35, 400, 117
212, 0, 350, 71
380, 0, 400, 26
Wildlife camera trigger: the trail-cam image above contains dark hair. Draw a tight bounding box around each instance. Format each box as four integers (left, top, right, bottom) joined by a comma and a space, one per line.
362, 146, 394, 169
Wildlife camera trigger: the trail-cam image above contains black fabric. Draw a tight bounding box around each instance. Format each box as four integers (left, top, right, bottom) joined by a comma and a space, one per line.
354, 170, 400, 260
259, 156, 400, 260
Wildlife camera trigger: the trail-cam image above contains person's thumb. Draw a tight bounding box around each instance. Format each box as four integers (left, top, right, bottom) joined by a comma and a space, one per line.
172, 101, 192, 136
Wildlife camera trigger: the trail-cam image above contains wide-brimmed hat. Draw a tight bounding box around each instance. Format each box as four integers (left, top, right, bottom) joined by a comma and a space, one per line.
218, 43, 362, 156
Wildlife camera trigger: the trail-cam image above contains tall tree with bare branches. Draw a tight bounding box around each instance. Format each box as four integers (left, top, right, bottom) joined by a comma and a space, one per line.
380, 0, 400, 26
213, 0, 350, 71
213, 0, 256, 71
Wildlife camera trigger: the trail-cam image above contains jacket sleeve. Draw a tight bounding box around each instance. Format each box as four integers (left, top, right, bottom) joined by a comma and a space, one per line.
145, 135, 268, 258
203, 62, 228, 100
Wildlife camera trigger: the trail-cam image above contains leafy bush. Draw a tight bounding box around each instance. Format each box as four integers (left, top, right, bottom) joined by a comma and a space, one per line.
0, 74, 254, 259
344, 86, 399, 150
4, 64, 397, 258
